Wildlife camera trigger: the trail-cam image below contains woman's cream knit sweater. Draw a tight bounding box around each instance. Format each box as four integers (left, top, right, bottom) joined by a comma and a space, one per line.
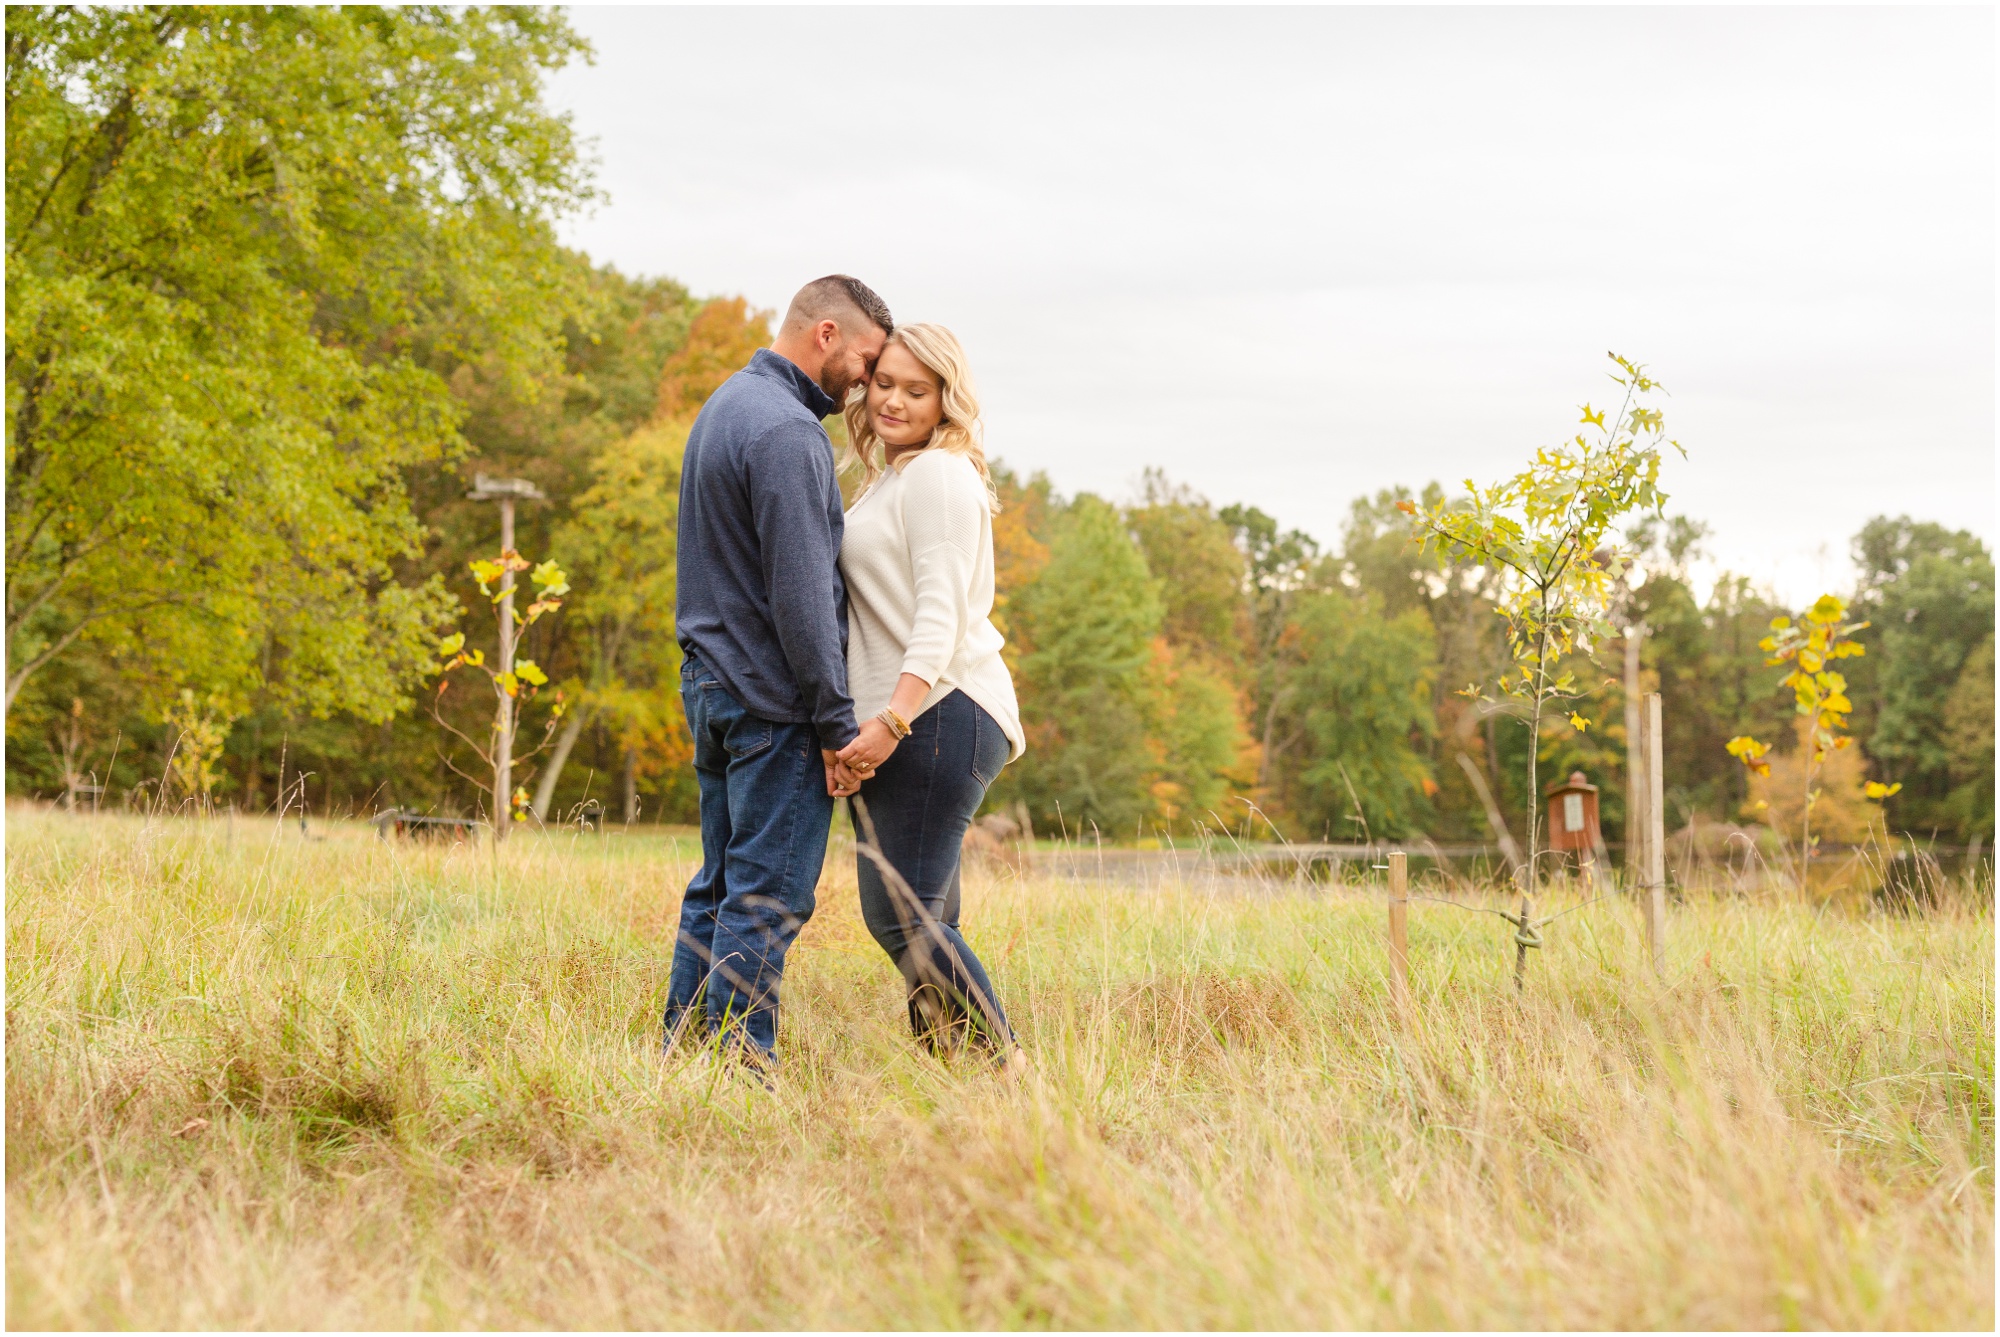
838, 448, 1025, 761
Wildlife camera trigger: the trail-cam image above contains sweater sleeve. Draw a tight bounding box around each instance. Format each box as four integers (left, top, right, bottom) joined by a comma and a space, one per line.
749, 420, 859, 750
898, 453, 985, 687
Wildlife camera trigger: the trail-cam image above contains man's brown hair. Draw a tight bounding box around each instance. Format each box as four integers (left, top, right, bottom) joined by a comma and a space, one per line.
781, 274, 893, 339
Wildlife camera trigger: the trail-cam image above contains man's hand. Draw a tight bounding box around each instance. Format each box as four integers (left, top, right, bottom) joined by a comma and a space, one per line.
823, 749, 864, 799
837, 717, 899, 779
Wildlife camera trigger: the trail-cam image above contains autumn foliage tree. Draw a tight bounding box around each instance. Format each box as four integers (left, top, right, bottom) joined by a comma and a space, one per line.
1727, 593, 1894, 881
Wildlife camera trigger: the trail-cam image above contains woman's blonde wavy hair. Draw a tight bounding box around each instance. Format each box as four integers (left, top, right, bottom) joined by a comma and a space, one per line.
841, 323, 999, 513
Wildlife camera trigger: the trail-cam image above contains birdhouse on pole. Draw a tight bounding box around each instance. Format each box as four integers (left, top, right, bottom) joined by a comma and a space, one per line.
1544, 771, 1602, 854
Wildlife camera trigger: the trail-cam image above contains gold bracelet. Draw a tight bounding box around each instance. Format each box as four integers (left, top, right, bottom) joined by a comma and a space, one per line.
877, 706, 911, 740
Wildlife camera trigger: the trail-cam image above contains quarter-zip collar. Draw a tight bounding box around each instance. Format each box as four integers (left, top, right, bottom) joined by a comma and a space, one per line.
746, 347, 839, 420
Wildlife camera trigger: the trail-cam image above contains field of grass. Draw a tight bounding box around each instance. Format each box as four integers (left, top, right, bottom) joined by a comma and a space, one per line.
6, 806, 1992, 1328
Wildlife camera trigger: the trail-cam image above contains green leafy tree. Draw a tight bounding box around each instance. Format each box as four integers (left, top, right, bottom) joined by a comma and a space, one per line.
1340, 483, 1516, 841
1405, 354, 1677, 893
1000, 495, 1164, 837
537, 417, 687, 821
1127, 470, 1249, 669
1142, 641, 1254, 831
1942, 635, 1995, 842
1219, 502, 1322, 792
1597, 520, 1794, 839
1125, 472, 1258, 832
5, 7, 592, 720
1269, 588, 1439, 841
1847, 518, 1995, 839
211, 263, 700, 820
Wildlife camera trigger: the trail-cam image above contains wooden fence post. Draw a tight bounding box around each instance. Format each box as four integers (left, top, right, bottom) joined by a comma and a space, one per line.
1387, 851, 1410, 1025
1643, 691, 1667, 976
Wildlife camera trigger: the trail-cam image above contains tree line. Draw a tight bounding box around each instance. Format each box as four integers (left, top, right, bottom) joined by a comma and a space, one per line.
7, 8, 1992, 849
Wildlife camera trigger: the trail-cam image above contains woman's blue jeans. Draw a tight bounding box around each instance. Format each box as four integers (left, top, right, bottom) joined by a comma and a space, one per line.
848, 690, 1015, 1052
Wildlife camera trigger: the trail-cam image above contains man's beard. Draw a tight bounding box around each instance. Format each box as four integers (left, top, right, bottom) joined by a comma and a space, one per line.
816, 347, 856, 403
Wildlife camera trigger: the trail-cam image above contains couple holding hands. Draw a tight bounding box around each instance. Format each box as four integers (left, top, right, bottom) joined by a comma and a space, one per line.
665, 274, 1026, 1076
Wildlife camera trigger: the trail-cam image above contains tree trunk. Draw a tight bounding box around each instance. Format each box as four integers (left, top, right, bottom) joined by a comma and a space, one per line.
1457, 752, 1524, 875
531, 706, 591, 820
621, 747, 639, 826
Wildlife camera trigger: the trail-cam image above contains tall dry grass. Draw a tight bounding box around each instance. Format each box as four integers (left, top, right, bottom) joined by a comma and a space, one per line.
5, 806, 1992, 1328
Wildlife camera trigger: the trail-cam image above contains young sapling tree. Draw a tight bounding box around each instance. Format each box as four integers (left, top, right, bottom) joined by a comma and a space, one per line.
1403, 353, 1679, 904
434, 549, 570, 841
1725, 593, 1895, 889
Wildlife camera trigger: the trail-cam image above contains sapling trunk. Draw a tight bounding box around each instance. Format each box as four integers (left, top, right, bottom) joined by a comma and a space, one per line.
1524, 587, 1553, 903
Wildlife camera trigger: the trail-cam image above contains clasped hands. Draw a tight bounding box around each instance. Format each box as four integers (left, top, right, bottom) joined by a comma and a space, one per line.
822, 716, 901, 798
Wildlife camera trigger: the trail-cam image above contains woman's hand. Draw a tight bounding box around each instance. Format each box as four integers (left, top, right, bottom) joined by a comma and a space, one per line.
837, 717, 900, 780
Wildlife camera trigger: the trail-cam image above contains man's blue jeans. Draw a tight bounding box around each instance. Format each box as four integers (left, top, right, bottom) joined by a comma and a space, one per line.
664, 654, 833, 1059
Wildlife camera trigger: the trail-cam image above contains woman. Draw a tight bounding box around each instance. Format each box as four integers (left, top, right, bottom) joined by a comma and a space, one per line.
833, 323, 1027, 1066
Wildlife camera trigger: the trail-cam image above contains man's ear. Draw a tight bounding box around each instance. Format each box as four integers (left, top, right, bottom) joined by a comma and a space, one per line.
816, 319, 842, 351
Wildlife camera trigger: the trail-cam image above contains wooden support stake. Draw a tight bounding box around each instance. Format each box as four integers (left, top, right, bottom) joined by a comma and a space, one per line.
1387, 851, 1410, 1025
1643, 691, 1667, 976
1623, 623, 1646, 880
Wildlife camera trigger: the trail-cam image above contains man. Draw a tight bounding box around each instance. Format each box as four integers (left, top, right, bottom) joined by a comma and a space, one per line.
665, 274, 892, 1066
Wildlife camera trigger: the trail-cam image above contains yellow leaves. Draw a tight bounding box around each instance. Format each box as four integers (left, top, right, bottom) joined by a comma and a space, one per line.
513, 659, 547, 687
1726, 734, 1772, 777
1578, 404, 1606, 427
1768, 616, 1791, 631
1395, 500, 1416, 516
1863, 781, 1902, 800
1568, 712, 1590, 733
1797, 648, 1822, 673
530, 559, 569, 596
1806, 593, 1846, 625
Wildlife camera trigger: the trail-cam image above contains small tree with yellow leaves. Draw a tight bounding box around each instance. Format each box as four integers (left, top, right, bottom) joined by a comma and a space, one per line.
1404, 353, 1679, 900
163, 689, 236, 812
433, 549, 570, 837
1726, 593, 1897, 887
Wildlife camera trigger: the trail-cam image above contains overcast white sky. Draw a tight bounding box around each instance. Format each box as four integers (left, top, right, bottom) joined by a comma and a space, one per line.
545, 5, 1994, 604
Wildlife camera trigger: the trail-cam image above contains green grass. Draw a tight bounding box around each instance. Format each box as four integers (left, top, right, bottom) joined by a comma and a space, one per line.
6, 806, 1992, 1328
